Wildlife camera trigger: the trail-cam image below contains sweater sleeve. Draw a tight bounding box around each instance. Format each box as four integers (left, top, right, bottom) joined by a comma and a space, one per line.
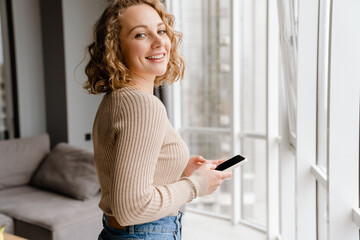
111, 91, 207, 226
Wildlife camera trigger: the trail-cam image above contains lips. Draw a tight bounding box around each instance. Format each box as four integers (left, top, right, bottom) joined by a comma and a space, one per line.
145, 53, 166, 60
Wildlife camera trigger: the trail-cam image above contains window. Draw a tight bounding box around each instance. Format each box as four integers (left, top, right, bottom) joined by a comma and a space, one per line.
176, 0, 234, 218
168, 0, 360, 239
168, 0, 274, 234
296, 0, 360, 239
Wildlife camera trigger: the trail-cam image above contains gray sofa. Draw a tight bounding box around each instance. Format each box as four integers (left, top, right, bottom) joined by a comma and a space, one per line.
0, 134, 103, 240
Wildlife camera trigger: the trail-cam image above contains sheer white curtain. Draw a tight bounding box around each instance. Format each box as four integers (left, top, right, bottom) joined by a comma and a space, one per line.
278, 0, 298, 145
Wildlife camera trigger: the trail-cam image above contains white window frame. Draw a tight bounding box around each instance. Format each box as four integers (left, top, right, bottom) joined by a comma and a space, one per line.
295, 0, 318, 239
327, 0, 360, 239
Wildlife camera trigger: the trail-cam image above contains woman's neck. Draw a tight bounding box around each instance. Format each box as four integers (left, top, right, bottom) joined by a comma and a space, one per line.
130, 75, 155, 95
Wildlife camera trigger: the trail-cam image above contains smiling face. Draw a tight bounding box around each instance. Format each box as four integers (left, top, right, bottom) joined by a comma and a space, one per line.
120, 4, 171, 85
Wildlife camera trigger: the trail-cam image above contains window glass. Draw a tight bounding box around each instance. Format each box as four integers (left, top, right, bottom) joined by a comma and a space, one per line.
241, 0, 267, 135
179, 0, 232, 218
239, 0, 267, 228
183, 131, 232, 216
241, 138, 267, 226
180, 0, 232, 129
182, 132, 231, 160
178, 0, 268, 229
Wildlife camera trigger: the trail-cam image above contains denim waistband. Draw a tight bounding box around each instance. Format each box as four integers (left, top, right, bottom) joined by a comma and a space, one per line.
103, 212, 183, 235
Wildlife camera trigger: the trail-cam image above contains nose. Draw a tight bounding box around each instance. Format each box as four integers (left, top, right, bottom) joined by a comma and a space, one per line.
151, 35, 164, 49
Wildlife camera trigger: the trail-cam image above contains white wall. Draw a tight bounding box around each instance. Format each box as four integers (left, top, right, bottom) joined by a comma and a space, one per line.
62, 0, 106, 149
12, 0, 46, 137
9, 0, 106, 145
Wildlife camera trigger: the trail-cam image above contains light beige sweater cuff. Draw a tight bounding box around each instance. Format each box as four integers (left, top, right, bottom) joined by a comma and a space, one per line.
185, 169, 208, 198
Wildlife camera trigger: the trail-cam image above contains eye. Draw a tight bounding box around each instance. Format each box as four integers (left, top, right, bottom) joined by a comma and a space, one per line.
158, 29, 167, 35
135, 33, 146, 38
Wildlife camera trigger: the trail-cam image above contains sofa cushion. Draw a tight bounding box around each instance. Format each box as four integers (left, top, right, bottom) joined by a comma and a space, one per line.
0, 186, 102, 232
31, 143, 99, 200
0, 134, 50, 190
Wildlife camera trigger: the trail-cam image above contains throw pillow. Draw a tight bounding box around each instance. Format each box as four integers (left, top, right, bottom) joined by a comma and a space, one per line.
31, 143, 99, 200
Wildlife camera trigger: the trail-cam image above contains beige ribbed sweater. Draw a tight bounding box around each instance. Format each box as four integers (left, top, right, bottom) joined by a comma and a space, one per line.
92, 87, 208, 226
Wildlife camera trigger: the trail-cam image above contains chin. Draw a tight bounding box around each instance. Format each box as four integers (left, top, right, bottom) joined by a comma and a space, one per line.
154, 68, 168, 76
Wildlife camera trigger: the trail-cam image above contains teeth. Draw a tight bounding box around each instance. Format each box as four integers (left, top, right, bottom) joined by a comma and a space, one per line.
146, 54, 164, 60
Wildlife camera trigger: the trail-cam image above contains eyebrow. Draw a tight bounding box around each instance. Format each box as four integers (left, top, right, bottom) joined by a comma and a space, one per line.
128, 22, 165, 34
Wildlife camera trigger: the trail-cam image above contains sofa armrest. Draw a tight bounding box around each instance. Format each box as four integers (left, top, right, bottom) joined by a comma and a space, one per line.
0, 213, 14, 234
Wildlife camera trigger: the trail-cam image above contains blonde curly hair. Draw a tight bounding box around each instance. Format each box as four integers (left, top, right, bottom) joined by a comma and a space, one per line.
84, 0, 185, 94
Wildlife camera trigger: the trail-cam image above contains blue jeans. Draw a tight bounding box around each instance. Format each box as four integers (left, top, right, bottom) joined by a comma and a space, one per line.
98, 212, 183, 240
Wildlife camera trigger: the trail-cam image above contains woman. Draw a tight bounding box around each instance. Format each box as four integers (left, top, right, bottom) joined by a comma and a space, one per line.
84, 0, 232, 239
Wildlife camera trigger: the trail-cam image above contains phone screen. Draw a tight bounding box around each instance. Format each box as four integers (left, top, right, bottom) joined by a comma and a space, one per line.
215, 155, 247, 171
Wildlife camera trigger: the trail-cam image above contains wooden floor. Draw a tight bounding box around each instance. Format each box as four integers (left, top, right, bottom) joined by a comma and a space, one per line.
182, 212, 266, 240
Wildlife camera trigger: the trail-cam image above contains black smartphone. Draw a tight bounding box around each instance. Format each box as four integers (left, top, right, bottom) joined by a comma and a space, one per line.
215, 155, 248, 171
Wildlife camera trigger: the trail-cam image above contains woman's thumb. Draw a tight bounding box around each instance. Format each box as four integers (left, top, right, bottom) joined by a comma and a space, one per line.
209, 163, 217, 170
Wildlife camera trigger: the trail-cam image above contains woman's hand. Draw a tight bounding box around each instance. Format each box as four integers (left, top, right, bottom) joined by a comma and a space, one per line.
196, 163, 233, 195
185, 157, 232, 195
185, 157, 228, 176
184, 156, 208, 176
